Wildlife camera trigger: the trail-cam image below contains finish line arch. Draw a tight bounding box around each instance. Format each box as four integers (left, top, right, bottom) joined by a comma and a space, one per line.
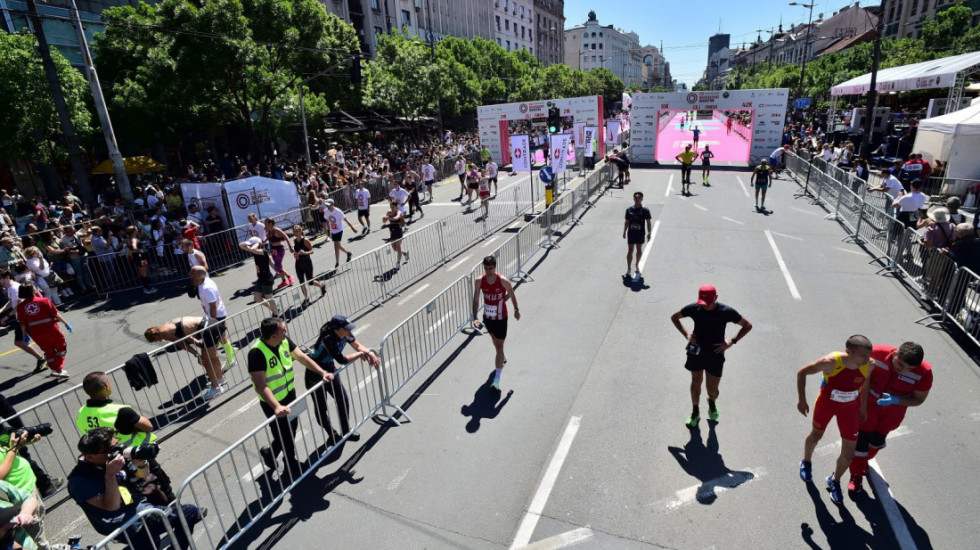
630, 89, 789, 165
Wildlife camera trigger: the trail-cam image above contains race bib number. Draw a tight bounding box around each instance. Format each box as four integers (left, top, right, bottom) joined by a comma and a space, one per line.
330, 219, 339, 231
484, 304, 498, 318
830, 389, 859, 403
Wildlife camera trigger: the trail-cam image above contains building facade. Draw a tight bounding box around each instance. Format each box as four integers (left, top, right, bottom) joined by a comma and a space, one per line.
563, 11, 643, 85
492, 0, 534, 53
532, 0, 564, 65
641, 45, 672, 90
883, 0, 980, 39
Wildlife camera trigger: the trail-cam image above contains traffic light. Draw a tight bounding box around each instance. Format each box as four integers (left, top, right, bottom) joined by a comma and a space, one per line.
547, 106, 560, 133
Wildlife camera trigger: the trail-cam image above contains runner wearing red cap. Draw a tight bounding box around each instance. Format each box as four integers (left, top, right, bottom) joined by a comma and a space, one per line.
670, 285, 753, 427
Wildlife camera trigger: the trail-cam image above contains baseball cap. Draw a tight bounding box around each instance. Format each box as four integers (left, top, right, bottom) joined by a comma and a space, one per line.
245, 236, 262, 247
697, 285, 717, 306
328, 315, 356, 331
325, 199, 335, 206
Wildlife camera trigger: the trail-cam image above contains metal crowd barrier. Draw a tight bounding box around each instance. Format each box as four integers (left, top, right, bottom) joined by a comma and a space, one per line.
90, 506, 185, 550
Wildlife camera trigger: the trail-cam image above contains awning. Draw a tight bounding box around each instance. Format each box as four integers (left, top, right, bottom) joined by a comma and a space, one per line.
830, 50, 980, 96
90, 156, 166, 175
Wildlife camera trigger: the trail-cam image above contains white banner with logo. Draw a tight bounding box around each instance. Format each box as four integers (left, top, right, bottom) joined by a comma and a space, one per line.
180, 182, 228, 234
606, 121, 621, 144
550, 134, 571, 173
573, 122, 585, 148
222, 176, 302, 241
584, 127, 597, 158
510, 135, 531, 173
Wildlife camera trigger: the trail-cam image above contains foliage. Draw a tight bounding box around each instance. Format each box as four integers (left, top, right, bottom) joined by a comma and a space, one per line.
93, 0, 360, 154
0, 31, 93, 164
922, 3, 980, 55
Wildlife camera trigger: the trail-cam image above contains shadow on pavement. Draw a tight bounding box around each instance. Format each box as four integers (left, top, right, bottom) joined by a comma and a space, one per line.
460, 371, 513, 433
801, 481, 875, 549
667, 422, 754, 504
621, 274, 650, 292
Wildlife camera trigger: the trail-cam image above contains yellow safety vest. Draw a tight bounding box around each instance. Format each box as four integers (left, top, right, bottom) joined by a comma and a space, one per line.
252, 339, 295, 403
76, 402, 156, 447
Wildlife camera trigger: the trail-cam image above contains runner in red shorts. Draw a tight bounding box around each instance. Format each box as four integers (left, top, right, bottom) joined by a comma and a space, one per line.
847, 342, 933, 494
796, 335, 873, 505
472, 255, 520, 391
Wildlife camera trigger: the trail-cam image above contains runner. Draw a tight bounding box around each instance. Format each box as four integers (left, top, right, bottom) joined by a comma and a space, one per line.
623, 191, 652, 280
847, 342, 933, 495
292, 225, 325, 306
355, 179, 371, 234
455, 156, 467, 200
387, 180, 410, 216
403, 168, 423, 221
381, 201, 408, 270
675, 144, 698, 195
726, 117, 733, 135
144, 316, 226, 400
264, 218, 294, 289
0, 270, 47, 373
619, 149, 632, 184
420, 158, 436, 202
485, 157, 499, 196
471, 255, 520, 390
701, 145, 714, 186
246, 213, 266, 242
769, 145, 789, 179
322, 199, 356, 268
126, 226, 156, 295
670, 285, 752, 428
692, 126, 701, 149
478, 169, 492, 219
750, 158, 772, 212
606, 148, 627, 186
238, 237, 279, 316
465, 163, 481, 207
796, 335, 873, 505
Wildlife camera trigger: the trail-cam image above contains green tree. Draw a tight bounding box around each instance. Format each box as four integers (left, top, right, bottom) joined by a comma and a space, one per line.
0, 31, 93, 164
922, 3, 973, 53
94, 0, 360, 155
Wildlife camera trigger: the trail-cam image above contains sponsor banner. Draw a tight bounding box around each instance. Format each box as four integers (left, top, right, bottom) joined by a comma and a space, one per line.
606, 121, 621, 144
180, 182, 228, 234
573, 122, 585, 147
223, 177, 302, 240
584, 127, 597, 158
510, 135, 531, 173
550, 134, 571, 173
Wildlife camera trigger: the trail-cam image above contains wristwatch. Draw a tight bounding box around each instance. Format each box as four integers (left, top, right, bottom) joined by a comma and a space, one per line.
730, 337, 739, 345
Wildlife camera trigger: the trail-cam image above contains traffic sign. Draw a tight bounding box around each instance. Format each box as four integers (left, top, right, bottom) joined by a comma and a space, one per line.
539, 166, 554, 183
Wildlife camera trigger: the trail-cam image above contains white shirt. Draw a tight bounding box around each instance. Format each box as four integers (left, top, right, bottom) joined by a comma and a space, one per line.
821, 149, 834, 162
5, 281, 21, 319
769, 148, 784, 160
188, 249, 206, 268
486, 162, 498, 178
324, 207, 348, 234
356, 189, 371, 210
882, 176, 904, 200
895, 190, 927, 212
389, 188, 410, 211
247, 222, 266, 241
197, 277, 227, 319
421, 164, 436, 181
455, 160, 466, 175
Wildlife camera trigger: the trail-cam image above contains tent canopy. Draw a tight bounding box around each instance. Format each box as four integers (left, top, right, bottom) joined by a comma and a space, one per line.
913, 102, 980, 180
918, 101, 980, 136
90, 156, 166, 175
830, 50, 980, 96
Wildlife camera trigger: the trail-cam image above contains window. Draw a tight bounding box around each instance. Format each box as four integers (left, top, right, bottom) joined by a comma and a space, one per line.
497, 37, 501, 45
521, 26, 525, 39
910, 0, 919, 15
529, 30, 532, 41
591, 43, 595, 50
401, 10, 411, 27
370, 0, 379, 9
599, 43, 603, 49
506, 40, 511, 50
521, 6, 525, 18
506, 19, 510, 30
591, 32, 596, 38
496, 15, 500, 30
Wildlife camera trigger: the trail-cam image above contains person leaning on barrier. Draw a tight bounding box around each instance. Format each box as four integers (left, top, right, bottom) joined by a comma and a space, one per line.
0, 393, 62, 499
0, 430, 50, 549
306, 315, 380, 445
249, 317, 335, 478
0, 478, 45, 550
946, 223, 980, 275
67, 428, 204, 548
75, 372, 174, 505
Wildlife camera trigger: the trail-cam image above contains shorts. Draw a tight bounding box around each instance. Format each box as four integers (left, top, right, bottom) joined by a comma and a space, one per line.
468, 182, 479, 190
458, 174, 466, 184
424, 179, 435, 189
858, 400, 908, 436
702, 161, 710, 167
755, 183, 770, 190
200, 318, 227, 348
254, 274, 275, 296
626, 232, 645, 245
330, 231, 343, 243
389, 227, 404, 240
479, 190, 491, 199
295, 257, 314, 282
684, 351, 725, 377
812, 393, 860, 440
488, 177, 497, 184
358, 208, 370, 219
5, 319, 26, 344
483, 317, 508, 340
131, 252, 148, 267
769, 156, 780, 166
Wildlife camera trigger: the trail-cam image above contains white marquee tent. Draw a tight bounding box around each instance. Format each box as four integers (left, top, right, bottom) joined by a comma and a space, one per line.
913, 102, 980, 182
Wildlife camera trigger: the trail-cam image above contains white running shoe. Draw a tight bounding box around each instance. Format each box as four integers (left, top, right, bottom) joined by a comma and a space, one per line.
202, 386, 225, 401
49, 370, 70, 379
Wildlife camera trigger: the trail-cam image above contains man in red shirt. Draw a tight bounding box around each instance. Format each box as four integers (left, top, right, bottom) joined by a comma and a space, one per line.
16, 283, 72, 378
471, 255, 520, 390
848, 342, 933, 494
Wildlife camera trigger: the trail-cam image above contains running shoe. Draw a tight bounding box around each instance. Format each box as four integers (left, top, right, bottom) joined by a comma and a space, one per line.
347, 251, 353, 263
32, 358, 47, 374
362, 227, 369, 235
491, 378, 501, 390
144, 287, 158, 294
202, 386, 225, 401
799, 460, 813, 482
847, 475, 864, 494
826, 475, 844, 505
320, 284, 327, 297
403, 251, 409, 263
707, 402, 719, 421
49, 370, 69, 379
684, 412, 700, 428
287, 275, 295, 286
276, 280, 289, 290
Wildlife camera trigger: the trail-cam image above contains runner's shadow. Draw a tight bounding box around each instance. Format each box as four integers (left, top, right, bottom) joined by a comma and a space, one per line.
851, 478, 934, 549
373, 268, 400, 283
755, 207, 774, 216
801, 481, 874, 549
460, 371, 513, 433
667, 423, 753, 504
621, 274, 650, 292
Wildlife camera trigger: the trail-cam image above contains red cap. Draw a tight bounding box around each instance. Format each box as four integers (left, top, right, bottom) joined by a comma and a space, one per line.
697, 285, 717, 306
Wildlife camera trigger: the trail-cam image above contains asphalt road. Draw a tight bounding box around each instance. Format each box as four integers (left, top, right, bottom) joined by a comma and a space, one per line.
35, 162, 980, 549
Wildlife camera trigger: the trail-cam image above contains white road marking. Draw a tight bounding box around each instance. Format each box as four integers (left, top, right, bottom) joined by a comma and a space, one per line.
772, 231, 803, 241
518, 528, 594, 550
693, 204, 708, 211
427, 312, 454, 333
833, 246, 866, 256
721, 216, 744, 225
638, 220, 660, 275
510, 416, 582, 549
868, 459, 917, 550
483, 236, 500, 248
388, 468, 411, 491
448, 255, 473, 271
396, 284, 431, 306
791, 207, 820, 216
666, 175, 673, 197
357, 323, 371, 332
765, 230, 802, 300
735, 176, 750, 197
356, 369, 379, 391
206, 398, 260, 434
654, 467, 765, 510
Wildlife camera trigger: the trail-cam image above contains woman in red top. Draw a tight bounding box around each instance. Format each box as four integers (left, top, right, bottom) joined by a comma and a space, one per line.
16, 283, 71, 378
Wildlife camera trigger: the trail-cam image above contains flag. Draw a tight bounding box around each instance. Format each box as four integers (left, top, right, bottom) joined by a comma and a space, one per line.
584, 127, 597, 158
573, 122, 585, 148
550, 134, 571, 173
510, 135, 531, 173
606, 121, 621, 144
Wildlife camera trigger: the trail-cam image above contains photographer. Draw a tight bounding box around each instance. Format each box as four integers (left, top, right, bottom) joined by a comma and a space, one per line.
75, 373, 174, 505
0, 393, 62, 499
68, 428, 204, 549
0, 478, 44, 550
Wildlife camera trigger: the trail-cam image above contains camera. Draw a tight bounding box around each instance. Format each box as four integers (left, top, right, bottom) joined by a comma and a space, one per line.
2, 423, 53, 440
110, 443, 160, 461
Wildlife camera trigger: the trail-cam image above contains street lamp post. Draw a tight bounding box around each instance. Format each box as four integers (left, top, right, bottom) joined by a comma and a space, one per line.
297, 54, 360, 167
789, 2, 815, 121
860, 0, 887, 159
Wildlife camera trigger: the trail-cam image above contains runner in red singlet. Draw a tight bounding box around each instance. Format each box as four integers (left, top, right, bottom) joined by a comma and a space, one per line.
472, 255, 520, 390
796, 335, 873, 505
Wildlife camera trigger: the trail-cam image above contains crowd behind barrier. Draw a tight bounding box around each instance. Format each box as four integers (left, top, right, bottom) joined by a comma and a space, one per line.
784, 152, 980, 349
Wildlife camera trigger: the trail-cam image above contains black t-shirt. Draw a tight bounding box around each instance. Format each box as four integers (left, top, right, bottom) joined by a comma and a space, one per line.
680, 302, 742, 347
625, 206, 652, 234
68, 459, 145, 536
84, 399, 141, 435
247, 337, 297, 373
252, 251, 273, 282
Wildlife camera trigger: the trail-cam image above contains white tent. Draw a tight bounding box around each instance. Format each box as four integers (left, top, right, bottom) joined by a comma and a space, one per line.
914, 102, 980, 182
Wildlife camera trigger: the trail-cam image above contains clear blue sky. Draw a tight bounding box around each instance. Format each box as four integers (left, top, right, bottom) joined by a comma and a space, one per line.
563, 0, 871, 88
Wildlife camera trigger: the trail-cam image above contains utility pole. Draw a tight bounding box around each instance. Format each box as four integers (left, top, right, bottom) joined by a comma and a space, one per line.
66, 0, 133, 205
24, 0, 94, 206
424, 0, 445, 141
860, 0, 886, 159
